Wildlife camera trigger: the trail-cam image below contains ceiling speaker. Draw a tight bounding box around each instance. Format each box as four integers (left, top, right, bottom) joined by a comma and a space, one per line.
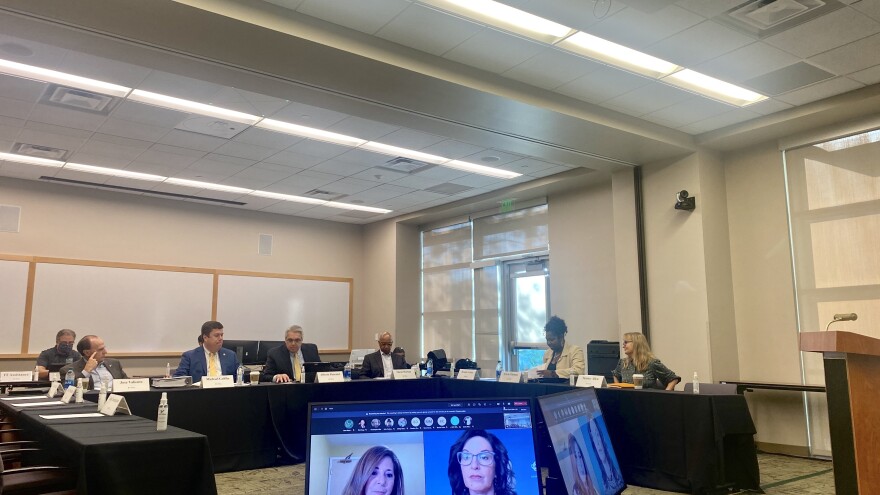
258, 233, 273, 256
0, 205, 21, 233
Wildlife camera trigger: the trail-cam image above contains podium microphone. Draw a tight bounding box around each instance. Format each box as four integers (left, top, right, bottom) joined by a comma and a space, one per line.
825, 313, 858, 331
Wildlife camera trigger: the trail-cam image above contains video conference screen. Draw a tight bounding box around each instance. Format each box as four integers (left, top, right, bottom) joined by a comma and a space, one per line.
306, 398, 542, 495
538, 388, 626, 495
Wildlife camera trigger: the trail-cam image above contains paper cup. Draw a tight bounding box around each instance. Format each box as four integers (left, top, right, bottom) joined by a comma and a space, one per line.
249, 371, 260, 384
633, 374, 644, 389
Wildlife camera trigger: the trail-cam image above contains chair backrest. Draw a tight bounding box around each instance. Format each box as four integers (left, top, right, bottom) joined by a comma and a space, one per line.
683, 382, 738, 395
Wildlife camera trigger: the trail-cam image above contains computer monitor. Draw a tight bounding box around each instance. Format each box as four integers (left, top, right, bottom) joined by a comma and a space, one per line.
306, 398, 542, 495
221, 340, 259, 365
46, 362, 68, 373
257, 340, 285, 365
537, 388, 626, 495
347, 349, 374, 368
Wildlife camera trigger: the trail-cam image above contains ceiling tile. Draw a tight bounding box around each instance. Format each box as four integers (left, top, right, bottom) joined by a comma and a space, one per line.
28, 104, 107, 132
296, 0, 410, 35
124, 161, 179, 177
677, 108, 760, 134
675, 0, 743, 18
209, 87, 290, 117
0, 33, 67, 70
809, 32, 880, 74
138, 147, 203, 168
18, 125, 88, 152
343, 183, 415, 202
157, 129, 226, 152
67, 151, 130, 168
0, 162, 50, 181
849, 64, 880, 84
213, 141, 276, 161
648, 20, 753, 67
499, 157, 564, 174
775, 77, 864, 106
461, 149, 525, 166
642, 97, 733, 127
743, 98, 793, 116
376, 128, 447, 149
137, 70, 225, 102
324, 177, 382, 195
309, 158, 373, 176
589, 5, 704, 49
76, 138, 148, 161
764, 7, 880, 59
525, 164, 573, 178
225, 194, 279, 210
260, 201, 319, 216
188, 157, 252, 176
0, 74, 47, 102
90, 132, 152, 151
97, 118, 170, 142
57, 51, 152, 88
744, 62, 836, 96
234, 163, 302, 183
516, 0, 628, 31
852, 0, 880, 21
503, 47, 603, 90
334, 148, 399, 167
232, 127, 303, 150
390, 174, 447, 189
450, 174, 501, 188
349, 166, 409, 183
268, 101, 351, 129
415, 165, 469, 181
269, 170, 343, 194
603, 82, 694, 116
556, 67, 652, 103
111, 101, 189, 128
418, 140, 485, 160
262, 149, 326, 168
0, 119, 22, 142
443, 28, 545, 74
290, 205, 341, 219
285, 138, 350, 160
327, 116, 399, 141
0, 96, 33, 120
695, 42, 801, 84
375, 3, 483, 56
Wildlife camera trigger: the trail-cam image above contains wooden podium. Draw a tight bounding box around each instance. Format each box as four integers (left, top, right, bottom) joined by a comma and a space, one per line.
800, 331, 880, 494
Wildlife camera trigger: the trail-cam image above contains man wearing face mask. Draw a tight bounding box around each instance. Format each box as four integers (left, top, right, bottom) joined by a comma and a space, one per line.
35, 329, 81, 381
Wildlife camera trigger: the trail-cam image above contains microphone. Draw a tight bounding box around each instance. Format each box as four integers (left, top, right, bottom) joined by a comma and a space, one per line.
825, 313, 858, 331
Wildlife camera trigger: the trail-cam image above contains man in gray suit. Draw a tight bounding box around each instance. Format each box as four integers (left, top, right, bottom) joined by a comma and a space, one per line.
60, 335, 128, 391
360, 332, 407, 379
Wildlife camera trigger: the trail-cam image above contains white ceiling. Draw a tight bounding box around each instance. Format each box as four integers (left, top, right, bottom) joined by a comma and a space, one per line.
0, 0, 879, 224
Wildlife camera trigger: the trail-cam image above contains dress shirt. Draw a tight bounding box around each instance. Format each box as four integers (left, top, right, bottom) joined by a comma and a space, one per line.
203, 346, 222, 377
83, 362, 114, 391
381, 352, 393, 378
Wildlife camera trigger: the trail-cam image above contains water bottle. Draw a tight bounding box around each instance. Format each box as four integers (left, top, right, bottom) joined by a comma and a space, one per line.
64, 369, 75, 389
33, 366, 40, 382
165, 362, 171, 379
97, 382, 108, 410
692, 372, 700, 394
426, 358, 434, 378
496, 361, 503, 380
343, 362, 352, 381
236, 365, 244, 386
300, 363, 305, 383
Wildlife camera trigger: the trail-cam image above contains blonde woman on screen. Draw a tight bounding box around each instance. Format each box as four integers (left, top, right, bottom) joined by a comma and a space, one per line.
341, 446, 405, 495
568, 434, 600, 495
612, 332, 680, 390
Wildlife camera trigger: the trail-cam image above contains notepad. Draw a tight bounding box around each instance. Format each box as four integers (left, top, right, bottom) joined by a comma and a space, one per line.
1, 396, 55, 401
39, 413, 105, 419
13, 401, 64, 407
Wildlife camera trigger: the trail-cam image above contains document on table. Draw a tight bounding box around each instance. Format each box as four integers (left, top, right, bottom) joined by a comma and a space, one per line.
1, 396, 55, 401
12, 401, 64, 407
39, 413, 105, 419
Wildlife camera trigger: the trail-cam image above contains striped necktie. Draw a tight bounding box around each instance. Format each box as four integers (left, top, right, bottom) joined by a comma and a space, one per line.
208, 352, 218, 377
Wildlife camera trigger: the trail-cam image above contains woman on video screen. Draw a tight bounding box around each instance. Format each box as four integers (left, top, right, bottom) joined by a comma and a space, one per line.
568, 434, 600, 495
448, 429, 516, 495
342, 445, 405, 495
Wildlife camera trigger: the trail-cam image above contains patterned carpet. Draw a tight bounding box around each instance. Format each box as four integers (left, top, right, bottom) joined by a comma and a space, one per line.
215, 452, 834, 495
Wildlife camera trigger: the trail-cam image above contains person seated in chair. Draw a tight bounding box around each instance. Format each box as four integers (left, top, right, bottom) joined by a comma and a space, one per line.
360, 332, 408, 379
174, 321, 239, 383
262, 325, 320, 383
60, 335, 128, 391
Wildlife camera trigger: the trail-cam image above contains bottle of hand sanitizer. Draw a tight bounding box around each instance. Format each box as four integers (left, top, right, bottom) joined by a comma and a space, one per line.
75, 378, 84, 403
692, 372, 700, 394
156, 392, 169, 431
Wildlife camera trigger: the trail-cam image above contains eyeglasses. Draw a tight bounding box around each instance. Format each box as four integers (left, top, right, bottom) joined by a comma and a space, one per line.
457, 451, 495, 466
622, 340, 632, 345
285, 338, 303, 344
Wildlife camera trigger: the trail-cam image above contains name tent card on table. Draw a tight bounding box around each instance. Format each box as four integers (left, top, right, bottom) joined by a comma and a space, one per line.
113, 378, 150, 392
456, 369, 479, 381
392, 369, 418, 380
315, 371, 344, 383
201, 376, 234, 389
0, 371, 33, 383
60, 386, 76, 404
576, 375, 608, 388
47, 382, 61, 398
99, 394, 132, 416
49, 372, 61, 382
499, 371, 524, 383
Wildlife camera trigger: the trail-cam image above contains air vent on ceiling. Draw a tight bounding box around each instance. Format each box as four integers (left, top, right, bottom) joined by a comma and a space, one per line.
305, 189, 346, 201
175, 116, 249, 139
11, 142, 68, 161
716, 0, 844, 38
40, 84, 118, 114
425, 182, 474, 195
39, 176, 246, 205
379, 157, 434, 174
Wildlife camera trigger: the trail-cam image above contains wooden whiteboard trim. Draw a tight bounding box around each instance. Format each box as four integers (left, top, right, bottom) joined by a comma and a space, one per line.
32, 257, 215, 274
215, 268, 353, 283
0, 254, 33, 262
20, 262, 36, 354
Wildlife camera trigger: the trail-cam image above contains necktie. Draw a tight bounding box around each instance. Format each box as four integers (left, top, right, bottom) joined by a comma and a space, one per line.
294, 354, 301, 382
208, 352, 218, 377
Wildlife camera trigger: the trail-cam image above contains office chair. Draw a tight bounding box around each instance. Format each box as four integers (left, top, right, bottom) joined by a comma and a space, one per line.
0, 448, 76, 495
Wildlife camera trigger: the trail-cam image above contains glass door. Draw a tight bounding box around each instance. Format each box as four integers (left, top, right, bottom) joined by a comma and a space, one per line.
502, 257, 550, 371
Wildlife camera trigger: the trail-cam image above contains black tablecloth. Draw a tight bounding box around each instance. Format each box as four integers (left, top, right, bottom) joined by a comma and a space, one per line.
0, 398, 216, 495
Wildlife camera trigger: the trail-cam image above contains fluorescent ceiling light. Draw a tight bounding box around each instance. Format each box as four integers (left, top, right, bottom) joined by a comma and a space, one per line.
663, 69, 767, 107
64, 163, 165, 181
325, 201, 392, 214
360, 142, 450, 165
444, 160, 521, 179
128, 89, 261, 125
0, 152, 64, 168
256, 119, 366, 147
250, 190, 328, 205
557, 32, 680, 78
814, 129, 880, 152
164, 177, 253, 194
0, 58, 132, 98
420, 0, 575, 44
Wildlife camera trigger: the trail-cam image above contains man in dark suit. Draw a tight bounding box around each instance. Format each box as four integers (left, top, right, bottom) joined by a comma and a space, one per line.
174, 321, 239, 383
360, 332, 408, 379
262, 325, 320, 383
60, 334, 128, 390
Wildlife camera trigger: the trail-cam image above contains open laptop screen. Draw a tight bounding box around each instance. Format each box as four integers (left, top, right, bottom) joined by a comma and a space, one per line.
537, 388, 626, 495
306, 398, 541, 495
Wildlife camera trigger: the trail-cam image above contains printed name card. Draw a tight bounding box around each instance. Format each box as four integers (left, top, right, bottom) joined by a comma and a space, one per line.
0, 371, 34, 383
112, 378, 150, 392
315, 371, 344, 383
392, 369, 418, 380
499, 371, 523, 384
99, 394, 132, 416
201, 376, 234, 389
456, 369, 479, 380
49, 372, 61, 382
60, 386, 76, 404
576, 375, 607, 388
47, 382, 61, 398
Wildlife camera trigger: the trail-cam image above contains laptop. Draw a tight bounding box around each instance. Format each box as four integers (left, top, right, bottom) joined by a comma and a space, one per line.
347, 349, 374, 369
306, 398, 542, 495
303, 362, 347, 383
537, 388, 626, 495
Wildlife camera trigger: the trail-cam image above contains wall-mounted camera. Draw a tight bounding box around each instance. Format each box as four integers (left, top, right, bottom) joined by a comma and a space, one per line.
675, 190, 695, 211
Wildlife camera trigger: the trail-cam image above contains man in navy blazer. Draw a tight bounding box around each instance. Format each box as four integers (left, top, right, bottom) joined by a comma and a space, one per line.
262, 325, 320, 383
360, 332, 408, 379
174, 321, 239, 383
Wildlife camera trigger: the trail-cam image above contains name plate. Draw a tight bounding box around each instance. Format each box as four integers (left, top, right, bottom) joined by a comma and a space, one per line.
60, 386, 76, 404
99, 394, 132, 416
499, 371, 523, 384
201, 376, 234, 389
49, 372, 61, 382
112, 378, 150, 392
47, 382, 62, 398
576, 375, 607, 388
0, 371, 34, 383
316, 371, 344, 383
392, 369, 418, 380
456, 369, 478, 380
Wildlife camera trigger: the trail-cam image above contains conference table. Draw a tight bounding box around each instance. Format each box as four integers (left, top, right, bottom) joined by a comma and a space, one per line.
0, 397, 216, 495
106, 379, 759, 494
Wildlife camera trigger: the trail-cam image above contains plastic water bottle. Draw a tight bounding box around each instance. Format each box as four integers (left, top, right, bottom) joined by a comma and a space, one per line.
300, 363, 305, 383
32, 366, 40, 382
156, 392, 168, 431
426, 358, 434, 378
165, 362, 171, 379
64, 369, 75, 389
496, 361, 503, 380
692, 372, 700, 394
236, 365, 244, 386
343, 362, 352, 381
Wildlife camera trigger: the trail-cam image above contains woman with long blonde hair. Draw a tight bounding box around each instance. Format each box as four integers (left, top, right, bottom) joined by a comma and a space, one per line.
568, 434, 600, 495
612, 332, 680, 390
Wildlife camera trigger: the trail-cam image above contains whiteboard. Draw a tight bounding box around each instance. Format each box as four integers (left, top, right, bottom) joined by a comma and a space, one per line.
216, 274, 351, 350
29, 263, 214, 353
0, 260, 29, 354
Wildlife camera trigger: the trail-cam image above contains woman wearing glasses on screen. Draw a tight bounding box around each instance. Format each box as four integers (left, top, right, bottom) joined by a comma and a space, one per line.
342, 446, 405, 495
612, 332, 680, 390
568, 434, 600, 495
448, 429, 516, 495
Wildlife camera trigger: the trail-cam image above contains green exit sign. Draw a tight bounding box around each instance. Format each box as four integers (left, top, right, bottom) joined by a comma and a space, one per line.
500, 199, 515, 212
